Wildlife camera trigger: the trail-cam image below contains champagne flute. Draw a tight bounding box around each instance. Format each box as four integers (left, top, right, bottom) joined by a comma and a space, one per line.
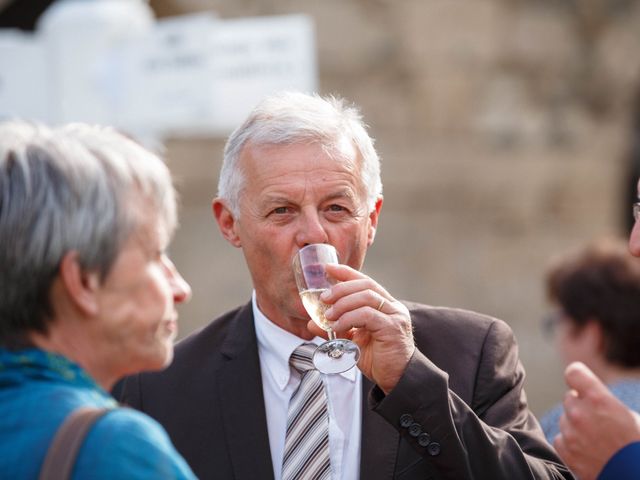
292, 243, 360, 374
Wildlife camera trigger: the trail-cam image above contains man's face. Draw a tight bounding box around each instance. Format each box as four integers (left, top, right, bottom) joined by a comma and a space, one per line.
95, 201, 191, 377
215, 141, 381, 335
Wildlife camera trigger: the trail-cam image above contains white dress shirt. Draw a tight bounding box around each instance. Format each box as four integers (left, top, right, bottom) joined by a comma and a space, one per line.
253, 292, 362, 480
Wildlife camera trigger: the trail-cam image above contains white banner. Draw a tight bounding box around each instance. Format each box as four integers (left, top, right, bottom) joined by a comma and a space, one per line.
207, 14, 317, 134
0, 6, 317, 138
0, 31, 49, 123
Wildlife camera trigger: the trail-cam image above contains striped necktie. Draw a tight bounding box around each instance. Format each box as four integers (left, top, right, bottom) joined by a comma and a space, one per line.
282, 343, 331, 480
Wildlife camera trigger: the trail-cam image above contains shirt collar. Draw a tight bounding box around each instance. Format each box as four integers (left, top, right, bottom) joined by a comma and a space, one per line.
252, 291, 357, 390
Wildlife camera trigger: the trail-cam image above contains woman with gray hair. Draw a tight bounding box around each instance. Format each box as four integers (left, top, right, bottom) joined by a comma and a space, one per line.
0, 121, 195, 478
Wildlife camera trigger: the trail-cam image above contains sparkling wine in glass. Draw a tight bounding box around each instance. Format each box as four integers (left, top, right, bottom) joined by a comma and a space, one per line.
293, 243, 360, 374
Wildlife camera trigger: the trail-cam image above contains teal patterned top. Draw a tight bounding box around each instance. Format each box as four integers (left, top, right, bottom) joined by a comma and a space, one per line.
0, 348, 195, 479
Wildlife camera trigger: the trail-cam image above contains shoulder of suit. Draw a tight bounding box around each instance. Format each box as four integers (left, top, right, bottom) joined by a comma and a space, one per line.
403, 301, 516, 360
174, 301, 252, 352
401, 300, 509, 332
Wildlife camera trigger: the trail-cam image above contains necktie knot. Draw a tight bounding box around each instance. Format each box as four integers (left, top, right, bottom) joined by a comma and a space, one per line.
289, 343, 316, 374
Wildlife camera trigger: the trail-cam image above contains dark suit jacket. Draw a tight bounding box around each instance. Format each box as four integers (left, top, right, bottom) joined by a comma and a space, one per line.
117, 301, 573, 480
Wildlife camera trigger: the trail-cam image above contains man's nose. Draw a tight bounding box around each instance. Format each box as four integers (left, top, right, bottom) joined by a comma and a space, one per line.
295, 210, 329, 247
629, 220, 640, 258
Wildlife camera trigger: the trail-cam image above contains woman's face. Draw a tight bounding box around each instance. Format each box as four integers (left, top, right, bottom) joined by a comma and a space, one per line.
94, 201, 191, 381
555, 314, 599, 368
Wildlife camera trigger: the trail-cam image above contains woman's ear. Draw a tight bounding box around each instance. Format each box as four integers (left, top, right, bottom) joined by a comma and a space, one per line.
57, 251, 101, 316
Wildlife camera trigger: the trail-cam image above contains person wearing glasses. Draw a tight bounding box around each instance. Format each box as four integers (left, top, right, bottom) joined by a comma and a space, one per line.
537, 238, 640, 443
553, 204, 640, 480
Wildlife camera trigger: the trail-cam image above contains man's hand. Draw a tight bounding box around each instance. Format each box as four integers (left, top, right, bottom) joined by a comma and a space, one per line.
307, 263, 415, 394
554, 362, 640, 480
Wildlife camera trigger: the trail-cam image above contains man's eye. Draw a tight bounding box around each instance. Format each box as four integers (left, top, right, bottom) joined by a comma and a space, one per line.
272, 207, 290, 214
328, 204, 346, 212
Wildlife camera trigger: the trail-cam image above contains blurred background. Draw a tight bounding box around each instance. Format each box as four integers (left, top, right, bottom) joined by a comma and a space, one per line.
2, 0, 640, 416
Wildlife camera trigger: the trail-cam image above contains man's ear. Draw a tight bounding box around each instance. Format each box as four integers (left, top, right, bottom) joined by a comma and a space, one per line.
58, 251, 101, 316
212, 197, 242, 248
367, 196, 383, 246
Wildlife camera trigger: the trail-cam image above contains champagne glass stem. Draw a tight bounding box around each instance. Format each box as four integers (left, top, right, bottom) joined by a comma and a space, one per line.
325, 328, 345, 359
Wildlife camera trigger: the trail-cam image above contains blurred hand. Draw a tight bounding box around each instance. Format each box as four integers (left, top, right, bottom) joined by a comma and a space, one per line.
553, 362, 640, 480
308, 263, 414, 394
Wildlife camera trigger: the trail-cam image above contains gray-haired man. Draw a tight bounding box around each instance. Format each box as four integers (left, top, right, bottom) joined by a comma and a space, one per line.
118, 92, 572, 480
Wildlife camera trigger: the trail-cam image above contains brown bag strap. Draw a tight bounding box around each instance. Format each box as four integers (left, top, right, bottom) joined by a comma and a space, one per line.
39, 407, 111, 480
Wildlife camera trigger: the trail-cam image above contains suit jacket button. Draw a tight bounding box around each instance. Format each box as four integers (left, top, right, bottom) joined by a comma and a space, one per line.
427, 442, 441, 456
399, 414, 413, 428
408, 423, 422, 437
418, 432, 431, 447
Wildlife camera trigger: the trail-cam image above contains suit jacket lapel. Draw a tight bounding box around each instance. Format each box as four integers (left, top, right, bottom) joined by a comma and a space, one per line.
360, 375, 399, 480
217, 302, 275, 480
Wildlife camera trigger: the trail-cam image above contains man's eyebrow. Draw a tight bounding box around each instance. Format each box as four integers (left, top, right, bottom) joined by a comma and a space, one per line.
323, 190, 357, 202
262, 195, 292, 205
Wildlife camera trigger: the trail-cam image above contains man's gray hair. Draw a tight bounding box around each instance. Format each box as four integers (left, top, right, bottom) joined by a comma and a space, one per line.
0, 121, 177, 342
218, 91, 382, 217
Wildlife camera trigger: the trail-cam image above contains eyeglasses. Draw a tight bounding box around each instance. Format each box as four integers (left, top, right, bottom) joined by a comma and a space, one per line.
541, 310, 564, 340
634, 202, 640, 222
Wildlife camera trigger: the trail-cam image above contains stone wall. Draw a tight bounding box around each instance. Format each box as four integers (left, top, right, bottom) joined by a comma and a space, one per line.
150, 0, 640, 415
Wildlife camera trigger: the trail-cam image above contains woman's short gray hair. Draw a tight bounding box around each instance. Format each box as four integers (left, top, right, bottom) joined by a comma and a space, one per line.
218, 91, 382, 217
0, 121, 177, 342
